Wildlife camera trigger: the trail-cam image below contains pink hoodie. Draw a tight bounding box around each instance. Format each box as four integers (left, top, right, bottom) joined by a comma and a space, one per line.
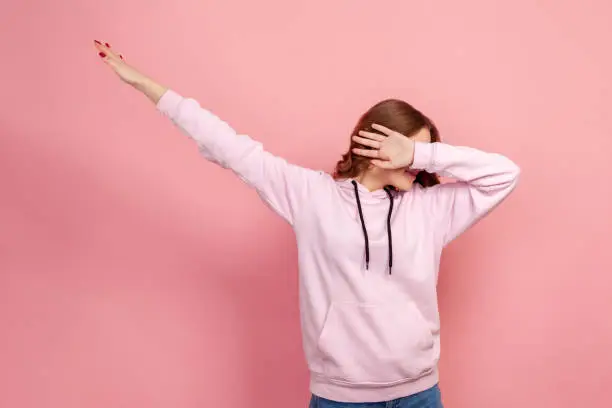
157, 90, 520, 403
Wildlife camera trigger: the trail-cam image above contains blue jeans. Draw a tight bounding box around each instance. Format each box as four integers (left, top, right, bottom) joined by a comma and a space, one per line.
309, 384, 443, 408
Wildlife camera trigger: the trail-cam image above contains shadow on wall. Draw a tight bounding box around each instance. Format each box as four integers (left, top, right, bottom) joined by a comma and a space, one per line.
0, 126, 307, 408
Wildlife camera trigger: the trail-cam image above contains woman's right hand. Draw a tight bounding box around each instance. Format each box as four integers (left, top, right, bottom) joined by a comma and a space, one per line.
94, 40, 145, 86
93, 40, 167, 104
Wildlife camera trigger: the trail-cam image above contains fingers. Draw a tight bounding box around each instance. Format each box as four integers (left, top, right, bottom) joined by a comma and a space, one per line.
352, 135, 381, 148
94, 40, 124, 62
352, 147, 381, 158
371, 123, 397, 136
357, 130, 386, 142
352, 145, 397, 168
94, 40, 109, 57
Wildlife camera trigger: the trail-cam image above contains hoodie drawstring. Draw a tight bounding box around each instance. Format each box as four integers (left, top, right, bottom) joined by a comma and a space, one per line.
351, 180, 395, 274
352, 180, 370, 270
384, 186, 394, 274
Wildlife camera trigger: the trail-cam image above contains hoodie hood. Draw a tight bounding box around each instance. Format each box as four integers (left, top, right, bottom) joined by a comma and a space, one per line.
336, 179, 395, 202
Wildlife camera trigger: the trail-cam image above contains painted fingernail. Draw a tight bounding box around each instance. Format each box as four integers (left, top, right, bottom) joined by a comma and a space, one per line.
99, 52, 106, 58
105, 43, 111, 48
94, 40, 101, 45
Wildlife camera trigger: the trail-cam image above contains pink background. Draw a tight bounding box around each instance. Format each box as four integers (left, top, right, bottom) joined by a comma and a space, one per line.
1, 1, 611, 407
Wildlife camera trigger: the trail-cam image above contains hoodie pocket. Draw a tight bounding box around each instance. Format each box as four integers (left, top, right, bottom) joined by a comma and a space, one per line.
316, 301, 435, 386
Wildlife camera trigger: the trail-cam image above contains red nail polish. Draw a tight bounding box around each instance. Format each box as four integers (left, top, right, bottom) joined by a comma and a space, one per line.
99, 52, 106, 58
105, 43, 111, 48
119, 55, 124, 60
94, 40, 101, 45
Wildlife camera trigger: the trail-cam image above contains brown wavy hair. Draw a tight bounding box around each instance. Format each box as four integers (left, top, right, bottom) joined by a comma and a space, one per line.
334, 99, 440, 188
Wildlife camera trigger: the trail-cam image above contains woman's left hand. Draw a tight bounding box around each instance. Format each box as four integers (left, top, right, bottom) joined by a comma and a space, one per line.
351, 124, 416, 169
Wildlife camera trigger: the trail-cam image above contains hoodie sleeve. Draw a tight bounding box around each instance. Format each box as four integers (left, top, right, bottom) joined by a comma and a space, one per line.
156, 90, 324, 225
411, 141, 520, 246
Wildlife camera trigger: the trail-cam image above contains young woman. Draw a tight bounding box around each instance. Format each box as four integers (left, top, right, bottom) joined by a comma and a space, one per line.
94, 41, 519, 408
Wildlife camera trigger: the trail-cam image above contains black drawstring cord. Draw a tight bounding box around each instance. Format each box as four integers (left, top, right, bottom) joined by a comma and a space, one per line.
351, 180, 370, 270
383, 186, 395, 274
351, 181, 395, 274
